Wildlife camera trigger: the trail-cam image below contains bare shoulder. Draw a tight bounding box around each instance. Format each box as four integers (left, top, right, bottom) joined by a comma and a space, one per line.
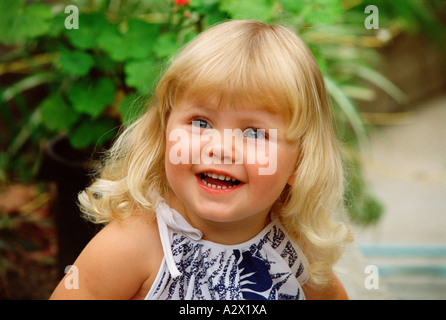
50, 212, 163, 300
102, 213, 161, 253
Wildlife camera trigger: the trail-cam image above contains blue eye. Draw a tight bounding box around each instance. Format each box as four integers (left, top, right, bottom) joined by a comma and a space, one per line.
192, 119, 211, 129
243, 128, 266, 139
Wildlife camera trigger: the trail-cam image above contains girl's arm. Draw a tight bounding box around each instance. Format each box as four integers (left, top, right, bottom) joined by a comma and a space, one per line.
303, 274, 349, 300
50, 214, 162, 300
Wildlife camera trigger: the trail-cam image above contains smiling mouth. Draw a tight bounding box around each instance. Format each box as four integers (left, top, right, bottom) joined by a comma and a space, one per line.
198, 172, 242, 189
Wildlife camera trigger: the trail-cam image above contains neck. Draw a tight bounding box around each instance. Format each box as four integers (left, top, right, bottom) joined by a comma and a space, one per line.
165, 194, 271, 245
198, 213, 271, 245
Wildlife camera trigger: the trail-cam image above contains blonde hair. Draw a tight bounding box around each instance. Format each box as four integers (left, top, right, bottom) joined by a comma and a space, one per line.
79, 20, 353, 286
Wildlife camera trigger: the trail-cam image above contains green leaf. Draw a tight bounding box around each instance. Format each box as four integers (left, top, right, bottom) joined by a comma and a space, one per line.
98, 19, 159, 61
280, 0, 343, 25
153, 33, 179, 59
97, 27, 125, 60
0, 1, 52, 44
197, 0, 227, 27
220, 0, 274, 22
67, 78, 116, 117
65, 13, 113, 50
39, 93, 80, 131
46, 13, 67, 38
125, 19, 159, 59
69, 117, 117, 149
18, 4, 52, 37
124, 59, 160, 93
59, 51, 94, 76
0, 0, 23, 43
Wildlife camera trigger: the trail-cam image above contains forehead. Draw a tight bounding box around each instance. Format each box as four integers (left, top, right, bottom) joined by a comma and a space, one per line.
177, 92, 283, 117
177, 87, 285, 114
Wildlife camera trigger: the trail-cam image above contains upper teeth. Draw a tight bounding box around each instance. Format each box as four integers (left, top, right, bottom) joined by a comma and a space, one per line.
203, 172, 237, 182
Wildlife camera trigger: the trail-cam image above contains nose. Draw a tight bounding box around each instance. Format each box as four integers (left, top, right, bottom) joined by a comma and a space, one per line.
203, 129, 243, 164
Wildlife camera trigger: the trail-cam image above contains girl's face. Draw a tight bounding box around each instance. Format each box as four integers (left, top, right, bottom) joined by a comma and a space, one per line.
164, 97, 299, 242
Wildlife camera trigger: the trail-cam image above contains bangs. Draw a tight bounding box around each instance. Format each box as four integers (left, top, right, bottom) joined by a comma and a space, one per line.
157, 20, 325, 141
174, 43, 288, 116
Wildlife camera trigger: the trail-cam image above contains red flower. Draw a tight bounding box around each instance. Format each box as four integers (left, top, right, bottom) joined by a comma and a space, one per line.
175, 0, 190, 6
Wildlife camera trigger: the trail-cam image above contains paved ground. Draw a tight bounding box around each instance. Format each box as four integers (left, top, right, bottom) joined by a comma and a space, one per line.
335, 93, 446, 300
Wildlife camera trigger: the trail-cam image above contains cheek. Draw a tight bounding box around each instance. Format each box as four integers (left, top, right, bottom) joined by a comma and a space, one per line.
164, 133, 193, 191
244, 167, 290, 212
165, 158, 193, 200
247, 148, 296, 208
244, 140, 297, 180
165, 127, 193, 165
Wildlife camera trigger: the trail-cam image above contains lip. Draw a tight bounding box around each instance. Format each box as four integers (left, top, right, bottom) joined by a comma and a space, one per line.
195, 169, 245, 194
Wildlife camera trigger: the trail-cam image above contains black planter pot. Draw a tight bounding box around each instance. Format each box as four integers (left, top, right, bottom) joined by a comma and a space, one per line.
38, 135, 99, 278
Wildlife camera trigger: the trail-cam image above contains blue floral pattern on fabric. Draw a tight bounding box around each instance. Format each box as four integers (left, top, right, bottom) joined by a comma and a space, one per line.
234, 249, 273, 299
147, 219, 309, 300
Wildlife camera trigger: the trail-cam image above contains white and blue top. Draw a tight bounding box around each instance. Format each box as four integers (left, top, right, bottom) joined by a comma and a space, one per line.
144, 200, 309, 300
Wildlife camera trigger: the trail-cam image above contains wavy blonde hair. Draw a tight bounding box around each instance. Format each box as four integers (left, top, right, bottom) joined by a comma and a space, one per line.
79, 20, 353, 286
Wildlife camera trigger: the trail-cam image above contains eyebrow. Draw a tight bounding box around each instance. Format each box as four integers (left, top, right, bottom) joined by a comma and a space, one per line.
191, 107, 284, 131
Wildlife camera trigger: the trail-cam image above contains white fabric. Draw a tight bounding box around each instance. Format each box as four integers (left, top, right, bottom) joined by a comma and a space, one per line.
145, 200, 309, 300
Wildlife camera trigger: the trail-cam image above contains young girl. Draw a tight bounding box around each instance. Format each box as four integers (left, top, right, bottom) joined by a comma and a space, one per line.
51, 20, 352, 300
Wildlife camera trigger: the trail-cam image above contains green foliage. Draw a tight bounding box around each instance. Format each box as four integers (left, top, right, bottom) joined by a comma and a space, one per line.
67, 78, 116, 117
0, 0, 52, 44
220, 0, 274, 21
0, 0, 444, 224
59, 51, 95, 76
39, 92, 80, 131
124, 59, 161, 93
98, 18, 159, 61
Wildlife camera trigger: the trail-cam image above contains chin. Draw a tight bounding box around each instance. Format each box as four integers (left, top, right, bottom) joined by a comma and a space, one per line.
193, 207, 240, 223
